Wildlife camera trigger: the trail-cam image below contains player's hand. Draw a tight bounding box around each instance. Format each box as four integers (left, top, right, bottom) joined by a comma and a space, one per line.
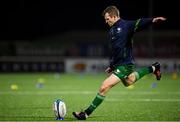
152, 17, 166, 23
105, 67, 113, 74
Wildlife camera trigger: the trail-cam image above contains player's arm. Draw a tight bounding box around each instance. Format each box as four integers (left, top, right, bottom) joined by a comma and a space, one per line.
152, 17, 166, 23
105, 67, 113, 74
133, 17, 166, 32
133, 18, 153, 32
105, 58, 114, 74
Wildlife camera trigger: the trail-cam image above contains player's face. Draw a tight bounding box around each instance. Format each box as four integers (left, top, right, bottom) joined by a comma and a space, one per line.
104, 13, 116, 27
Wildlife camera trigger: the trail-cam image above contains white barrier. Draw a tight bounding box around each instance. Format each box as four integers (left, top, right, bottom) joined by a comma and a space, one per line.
65, 58, 180, 73
0, 56, 179, 73
65, 58, 108, 73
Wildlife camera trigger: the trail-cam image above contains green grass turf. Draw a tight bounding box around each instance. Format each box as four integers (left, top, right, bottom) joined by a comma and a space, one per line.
0, 73, 180, 121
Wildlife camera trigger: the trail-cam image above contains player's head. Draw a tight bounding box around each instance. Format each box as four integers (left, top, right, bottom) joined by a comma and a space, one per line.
102, 6, 120, 27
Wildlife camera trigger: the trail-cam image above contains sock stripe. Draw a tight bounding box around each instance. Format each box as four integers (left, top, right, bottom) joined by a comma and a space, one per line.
91, 103, 96, 108
134, 71, 140, 81
97, 93, 105, 100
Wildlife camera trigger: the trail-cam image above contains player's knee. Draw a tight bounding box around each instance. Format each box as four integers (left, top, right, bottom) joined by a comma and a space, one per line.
123, 78, 134, 87
99, 85, 107, 93
122, 81, 131, 87
99, 85, 109, 95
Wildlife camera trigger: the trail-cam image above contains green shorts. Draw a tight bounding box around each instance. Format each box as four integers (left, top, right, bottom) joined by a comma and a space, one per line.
112, 64, 135, 81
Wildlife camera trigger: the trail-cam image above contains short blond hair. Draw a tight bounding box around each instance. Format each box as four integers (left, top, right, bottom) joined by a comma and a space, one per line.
102, 6, 120, 17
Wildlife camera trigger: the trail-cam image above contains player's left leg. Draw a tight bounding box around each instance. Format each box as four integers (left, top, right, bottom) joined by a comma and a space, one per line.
124, 67, 153, 86
124, 62, 161, 86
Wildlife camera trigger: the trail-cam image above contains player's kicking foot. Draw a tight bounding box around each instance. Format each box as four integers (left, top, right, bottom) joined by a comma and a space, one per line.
152, 62, 161, 80
72, 111, 88, 120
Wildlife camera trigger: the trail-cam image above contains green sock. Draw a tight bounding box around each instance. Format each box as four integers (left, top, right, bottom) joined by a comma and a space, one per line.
85, 93, 105, 115
134, 66, 153, 81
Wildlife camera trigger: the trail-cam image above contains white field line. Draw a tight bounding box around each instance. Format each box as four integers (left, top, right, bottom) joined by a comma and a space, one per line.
0, 91, 96, 95
0, 91, 180, 95
1, 91, 180, 102
106, 98, 180, 102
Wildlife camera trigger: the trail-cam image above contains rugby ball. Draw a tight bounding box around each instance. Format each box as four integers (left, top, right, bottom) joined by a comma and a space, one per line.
53, 99, 67, 120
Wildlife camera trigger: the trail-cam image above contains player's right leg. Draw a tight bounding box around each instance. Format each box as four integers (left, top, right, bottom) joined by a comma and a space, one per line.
72, 111, 88, 120
72, 74, 120, 120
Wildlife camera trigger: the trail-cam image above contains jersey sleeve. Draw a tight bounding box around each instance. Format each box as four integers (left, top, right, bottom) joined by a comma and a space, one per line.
133, 18, 153, 32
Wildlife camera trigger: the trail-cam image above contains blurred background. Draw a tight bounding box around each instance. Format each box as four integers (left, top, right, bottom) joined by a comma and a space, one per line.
1, 0, 180, 73
1, 1, 180, 121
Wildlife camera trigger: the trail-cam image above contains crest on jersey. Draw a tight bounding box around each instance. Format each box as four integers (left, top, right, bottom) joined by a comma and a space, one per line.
117, 28, 121, 33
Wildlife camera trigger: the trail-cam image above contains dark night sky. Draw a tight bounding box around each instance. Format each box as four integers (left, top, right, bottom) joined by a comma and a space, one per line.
1, 0, 179, 40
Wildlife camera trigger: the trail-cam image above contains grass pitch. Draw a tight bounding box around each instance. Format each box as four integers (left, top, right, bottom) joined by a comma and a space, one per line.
0, 73, 180, 121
